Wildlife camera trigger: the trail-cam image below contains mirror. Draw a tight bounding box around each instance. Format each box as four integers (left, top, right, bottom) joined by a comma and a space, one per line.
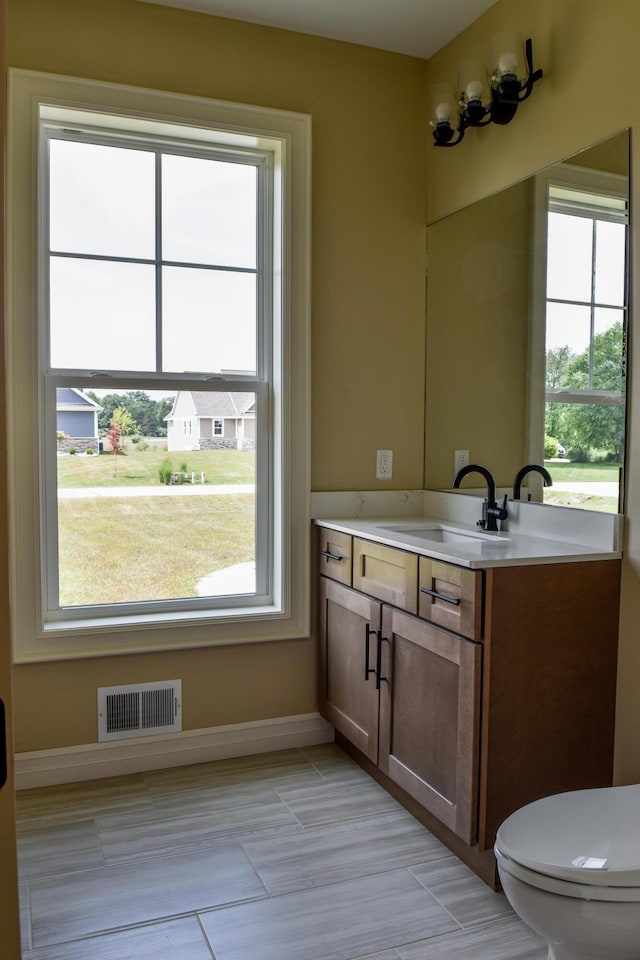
424, 130, 630, 512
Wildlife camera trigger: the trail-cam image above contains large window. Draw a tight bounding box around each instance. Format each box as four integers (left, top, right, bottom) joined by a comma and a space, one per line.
8, 70, 311, 660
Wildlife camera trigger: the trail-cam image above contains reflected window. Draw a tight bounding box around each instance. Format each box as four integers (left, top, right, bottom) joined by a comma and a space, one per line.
541, 177, 628, 511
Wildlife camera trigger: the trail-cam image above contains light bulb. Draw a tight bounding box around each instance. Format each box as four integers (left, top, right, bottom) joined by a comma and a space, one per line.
435, 101, 451, 123
465, 80, 484, 102
497, 51, 518, 76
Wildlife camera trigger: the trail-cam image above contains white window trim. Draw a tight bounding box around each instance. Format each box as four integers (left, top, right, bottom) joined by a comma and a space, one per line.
7, 69, 311, 663
527, 161, 628, 465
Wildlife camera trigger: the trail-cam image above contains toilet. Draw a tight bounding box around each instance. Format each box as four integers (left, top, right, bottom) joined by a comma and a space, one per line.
494, 784, 640, 960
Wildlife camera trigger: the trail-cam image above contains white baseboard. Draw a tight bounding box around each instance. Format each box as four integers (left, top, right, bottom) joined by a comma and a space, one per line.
15, 712, 335, 790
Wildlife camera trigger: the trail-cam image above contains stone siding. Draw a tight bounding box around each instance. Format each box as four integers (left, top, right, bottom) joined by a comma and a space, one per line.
57, 438, 99, 455
196, 438, 255, 451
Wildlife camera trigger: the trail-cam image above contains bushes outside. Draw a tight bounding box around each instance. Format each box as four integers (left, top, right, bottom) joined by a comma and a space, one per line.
158, 458, 174, 485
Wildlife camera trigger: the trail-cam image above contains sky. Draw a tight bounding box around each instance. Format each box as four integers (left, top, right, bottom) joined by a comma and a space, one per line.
545, 212, 625, 355
48, 137, 259, 375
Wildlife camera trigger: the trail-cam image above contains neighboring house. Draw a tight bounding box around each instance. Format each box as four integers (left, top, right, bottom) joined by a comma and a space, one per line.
56, 388, 101, 453
165, 391, 256, 452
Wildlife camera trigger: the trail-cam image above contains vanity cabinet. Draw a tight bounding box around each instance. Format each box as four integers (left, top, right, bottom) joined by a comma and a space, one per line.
315, 525, 621, 888
319, 555, 482, 844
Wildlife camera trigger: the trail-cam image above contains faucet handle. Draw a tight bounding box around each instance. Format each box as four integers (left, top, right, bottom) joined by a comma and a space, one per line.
487, 493, 509, 524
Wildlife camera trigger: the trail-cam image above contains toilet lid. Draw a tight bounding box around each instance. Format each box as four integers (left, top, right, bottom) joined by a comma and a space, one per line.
495, 784, 640, 886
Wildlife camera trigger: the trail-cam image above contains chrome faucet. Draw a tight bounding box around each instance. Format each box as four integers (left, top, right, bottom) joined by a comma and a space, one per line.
513, 463, 553, 501
452, 463, 508, 532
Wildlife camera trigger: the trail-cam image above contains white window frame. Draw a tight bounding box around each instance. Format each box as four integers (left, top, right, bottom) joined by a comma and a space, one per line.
527, 162, 629, 466
7, 69, 311, 663
213, 419, 223, 436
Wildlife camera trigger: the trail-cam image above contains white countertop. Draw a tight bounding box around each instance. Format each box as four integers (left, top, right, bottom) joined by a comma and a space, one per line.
314, 515, 622, 569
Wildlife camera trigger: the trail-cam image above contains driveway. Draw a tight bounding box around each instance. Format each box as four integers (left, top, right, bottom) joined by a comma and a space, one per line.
58, 484, 255, 498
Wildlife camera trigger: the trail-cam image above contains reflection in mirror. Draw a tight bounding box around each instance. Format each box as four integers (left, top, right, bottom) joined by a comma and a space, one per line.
425, 130, 629, 512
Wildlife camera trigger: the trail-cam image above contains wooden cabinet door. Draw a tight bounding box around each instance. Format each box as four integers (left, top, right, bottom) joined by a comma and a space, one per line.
378, 606, 482, 843
319, 578, 382, 762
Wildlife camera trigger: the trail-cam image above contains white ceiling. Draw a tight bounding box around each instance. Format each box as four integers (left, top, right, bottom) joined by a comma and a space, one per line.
137, 0, 498, 59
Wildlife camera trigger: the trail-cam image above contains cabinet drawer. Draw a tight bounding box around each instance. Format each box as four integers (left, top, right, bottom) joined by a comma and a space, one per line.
418, 557, 482, 640
317, 528, 352, 585
353, 538, 418, 614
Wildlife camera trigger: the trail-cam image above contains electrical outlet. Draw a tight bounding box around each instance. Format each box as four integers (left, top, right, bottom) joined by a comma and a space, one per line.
376, 449, 393, 480
454, 449, 469, 474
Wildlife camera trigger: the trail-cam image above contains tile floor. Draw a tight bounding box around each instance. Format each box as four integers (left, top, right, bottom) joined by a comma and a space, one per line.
15, 743, 548, 959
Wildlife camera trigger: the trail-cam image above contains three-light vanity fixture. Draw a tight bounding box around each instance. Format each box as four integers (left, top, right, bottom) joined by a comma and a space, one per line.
430, 33, 543, 147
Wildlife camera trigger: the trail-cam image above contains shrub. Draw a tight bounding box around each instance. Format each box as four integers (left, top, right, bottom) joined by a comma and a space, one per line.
56, 430, 66, 442
69, 447, 77, 455
544, 435, 561, 459
565, 445, 592, 463
137, 441, 150, 452
85, 448, 94, 455
158, 458, 173, 485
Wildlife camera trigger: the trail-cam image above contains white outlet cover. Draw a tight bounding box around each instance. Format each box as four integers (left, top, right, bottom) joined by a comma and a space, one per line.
376, 449, 393, 479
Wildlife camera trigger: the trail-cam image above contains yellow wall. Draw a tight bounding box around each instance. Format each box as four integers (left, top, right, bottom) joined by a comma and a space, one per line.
427, 0, 640, 783
6, 0, 428, 750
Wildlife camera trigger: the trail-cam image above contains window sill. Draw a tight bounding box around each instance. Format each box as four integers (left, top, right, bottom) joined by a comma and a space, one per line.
13, 602, 310, 663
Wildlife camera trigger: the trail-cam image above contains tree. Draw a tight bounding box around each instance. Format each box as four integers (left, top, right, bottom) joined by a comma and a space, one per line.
545, 322, 625, 460
106, 424, 122, 477
562, 322, 624, 393
545, 345, 575, 389
87, 390, 172, 437
110, 406, 138, 440
545, 346, 575, 443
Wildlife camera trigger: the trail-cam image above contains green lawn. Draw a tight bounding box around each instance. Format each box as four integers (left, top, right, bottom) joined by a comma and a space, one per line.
544, 460, 621, 483
543, 459, 621, 513
57, 446, 255, 488
58, 493, 255, 605
57, 446, 256, 605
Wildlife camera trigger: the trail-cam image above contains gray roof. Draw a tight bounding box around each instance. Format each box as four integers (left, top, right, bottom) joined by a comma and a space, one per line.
56, 387, 102, 410
189, 392, 256, 417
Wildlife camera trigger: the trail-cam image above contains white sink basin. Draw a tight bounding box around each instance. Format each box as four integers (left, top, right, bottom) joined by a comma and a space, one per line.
380, 523, 510, 545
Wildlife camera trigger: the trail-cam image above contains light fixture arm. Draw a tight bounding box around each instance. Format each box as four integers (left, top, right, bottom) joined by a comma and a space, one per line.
517, 37, 543, 103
